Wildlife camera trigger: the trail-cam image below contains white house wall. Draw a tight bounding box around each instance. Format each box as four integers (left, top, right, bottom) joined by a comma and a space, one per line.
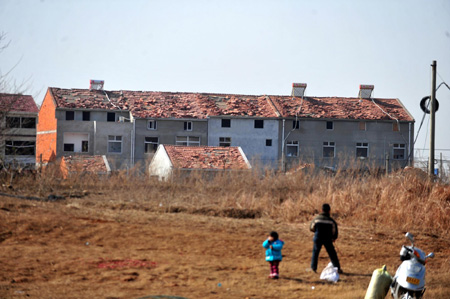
148, 145, 172, 180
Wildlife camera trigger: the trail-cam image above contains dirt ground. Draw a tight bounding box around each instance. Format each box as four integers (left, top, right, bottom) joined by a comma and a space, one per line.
1, 194, 450, 299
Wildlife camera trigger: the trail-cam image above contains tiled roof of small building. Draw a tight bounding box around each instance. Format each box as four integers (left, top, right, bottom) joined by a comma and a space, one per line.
164, 145, 250, 170
61, 155, 109, 174
270, 96, 414, 121
0, 93, 38, 113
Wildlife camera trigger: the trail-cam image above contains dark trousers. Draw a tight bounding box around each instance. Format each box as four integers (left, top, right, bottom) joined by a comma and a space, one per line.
311, 238, 340, 271
269, 260, 280, 277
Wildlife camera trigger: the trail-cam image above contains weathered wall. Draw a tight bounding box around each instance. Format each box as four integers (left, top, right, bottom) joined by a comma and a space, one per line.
208, 117, 279, 169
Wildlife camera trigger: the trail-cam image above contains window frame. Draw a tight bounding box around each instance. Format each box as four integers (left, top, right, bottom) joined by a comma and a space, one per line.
286, 141, 299, 157
5, 116, 36, 129
5, 140, 35, 156
144, 137, 159, 153
63, 143, 75, 152
219, 137, 231, 147
147, 120, 157, 130
221, 119, 231, 128
393, 143, 406, 160
108, 135, 123, 153
254, 119, 264, 129
356, 142, 369, 158
323, 141, 335, 158
184, 121, 193, 131
176, 136, 200, 146
326, 121, 334, 130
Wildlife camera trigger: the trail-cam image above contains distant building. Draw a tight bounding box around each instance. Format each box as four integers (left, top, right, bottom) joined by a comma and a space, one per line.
0, 93, 39, 168
271, 84, 415, 171
60, 155, 110, 179
148, 145, 251, 180
36, 83, 414, 173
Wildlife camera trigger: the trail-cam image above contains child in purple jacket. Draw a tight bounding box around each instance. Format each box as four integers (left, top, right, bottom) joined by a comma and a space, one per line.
262, 231, 284, 279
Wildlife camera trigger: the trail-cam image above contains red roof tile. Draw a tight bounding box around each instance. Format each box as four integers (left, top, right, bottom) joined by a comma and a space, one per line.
270, 96, 414, 121
0, 93, 38, 113
48, 88, 413, 122
61, 155, 109, 174
50, 88, 127, 111
163, 145, 251, 170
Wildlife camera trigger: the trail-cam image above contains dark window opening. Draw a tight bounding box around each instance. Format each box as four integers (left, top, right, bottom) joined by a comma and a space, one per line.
64, 144, 74, 152
221, 119, 231, 128
326, 121, 333, 130
82, 111, 90, 121
107, 112, 115, 122
82, 141, 89, 152
293, 120, 300, 129
145, 137, 159, 153
21, 118, 36, 128
266, 139, 272, 146
5, 141, 35, 156
254, 119, 264, 129
6, 117, 20, 128
66, 111, 74, 121
184, 121, 192, 131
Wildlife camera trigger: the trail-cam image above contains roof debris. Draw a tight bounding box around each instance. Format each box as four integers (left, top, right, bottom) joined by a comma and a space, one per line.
48, 88, 413, 121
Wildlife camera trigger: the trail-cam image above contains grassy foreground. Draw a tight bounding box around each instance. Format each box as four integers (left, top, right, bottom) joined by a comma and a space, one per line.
0, 165, 449, 298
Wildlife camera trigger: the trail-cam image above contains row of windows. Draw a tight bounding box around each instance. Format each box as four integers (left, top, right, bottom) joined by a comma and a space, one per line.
4, 141, 35, 156
5, 117, 36, 129
66, 111, 118, 122
64, 112, 401, 133
60, 135, 406, 160
286, 141, 406, 160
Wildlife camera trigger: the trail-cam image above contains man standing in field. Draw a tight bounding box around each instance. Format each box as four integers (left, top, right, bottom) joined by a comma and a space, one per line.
310, 203, 342, 274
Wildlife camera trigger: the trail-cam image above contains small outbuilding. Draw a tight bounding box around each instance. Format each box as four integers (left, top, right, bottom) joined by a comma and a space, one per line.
60, 155, 111, 179
148, 145, 251, 180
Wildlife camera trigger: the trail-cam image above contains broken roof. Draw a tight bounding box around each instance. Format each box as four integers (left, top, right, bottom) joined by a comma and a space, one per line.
61, 155, 110, 174
0, 93, 38, 113
270, 96, 414, 122
47, 87, 413, 122
163, 145, 251, 170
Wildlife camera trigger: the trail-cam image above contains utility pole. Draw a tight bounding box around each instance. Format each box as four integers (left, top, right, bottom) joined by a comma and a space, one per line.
429, 60, 437, 177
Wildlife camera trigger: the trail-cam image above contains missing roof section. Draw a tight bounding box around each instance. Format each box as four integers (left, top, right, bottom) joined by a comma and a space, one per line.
359, 84, 374, 98
292, 83, 307, 97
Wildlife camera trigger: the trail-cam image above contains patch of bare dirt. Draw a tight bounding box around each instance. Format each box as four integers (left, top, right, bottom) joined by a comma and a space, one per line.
0, 195, 449, 298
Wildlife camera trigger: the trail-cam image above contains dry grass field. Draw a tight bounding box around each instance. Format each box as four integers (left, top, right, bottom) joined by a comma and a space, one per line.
1, 166, 450, 298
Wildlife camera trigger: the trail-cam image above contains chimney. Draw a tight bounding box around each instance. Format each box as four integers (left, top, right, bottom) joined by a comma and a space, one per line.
292, 83, 307, 97
90, 80, 104, 90
358, 84, 374, 98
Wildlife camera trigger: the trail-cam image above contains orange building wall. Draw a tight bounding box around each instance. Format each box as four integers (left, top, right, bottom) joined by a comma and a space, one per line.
36, 89, 57, 164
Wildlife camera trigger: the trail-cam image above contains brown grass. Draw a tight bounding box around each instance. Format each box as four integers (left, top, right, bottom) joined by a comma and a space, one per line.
0, 165, 450, 298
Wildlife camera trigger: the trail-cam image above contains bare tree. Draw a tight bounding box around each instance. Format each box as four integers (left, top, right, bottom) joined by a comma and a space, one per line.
0, 32, 37, 180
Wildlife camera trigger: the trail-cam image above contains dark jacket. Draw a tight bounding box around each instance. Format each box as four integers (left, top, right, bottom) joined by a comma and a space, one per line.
310, 212, 338, 241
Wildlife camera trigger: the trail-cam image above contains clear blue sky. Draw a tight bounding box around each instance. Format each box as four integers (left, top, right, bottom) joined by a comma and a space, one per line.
1, 0, 449, 163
